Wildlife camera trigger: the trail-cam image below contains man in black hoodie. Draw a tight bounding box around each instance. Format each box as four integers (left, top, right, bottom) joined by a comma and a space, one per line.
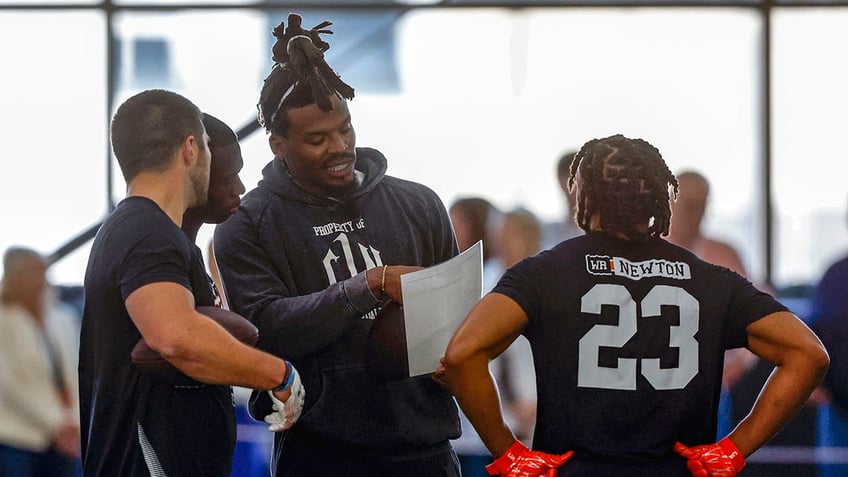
213, 14, 461, 476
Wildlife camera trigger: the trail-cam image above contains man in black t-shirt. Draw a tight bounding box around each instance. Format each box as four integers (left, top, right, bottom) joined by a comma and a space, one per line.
79, 90, 302, 476
440, 134, 829, 477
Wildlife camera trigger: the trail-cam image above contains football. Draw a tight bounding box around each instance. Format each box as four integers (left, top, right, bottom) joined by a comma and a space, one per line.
131, 305, 259, 378
365, 301, 410, 383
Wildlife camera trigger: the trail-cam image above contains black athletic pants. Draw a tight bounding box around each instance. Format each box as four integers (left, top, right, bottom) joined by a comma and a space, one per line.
272, 430, 461, 477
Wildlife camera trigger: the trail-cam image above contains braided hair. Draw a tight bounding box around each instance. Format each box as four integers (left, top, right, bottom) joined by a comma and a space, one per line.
568, 134, 678, 241
257, 13, 355, 137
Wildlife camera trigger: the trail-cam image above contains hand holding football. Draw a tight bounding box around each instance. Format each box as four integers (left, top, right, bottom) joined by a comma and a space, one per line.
131, 305, 259, 378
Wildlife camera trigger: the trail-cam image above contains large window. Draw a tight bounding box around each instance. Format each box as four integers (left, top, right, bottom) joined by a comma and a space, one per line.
383, 8, 763, 280
0, 2, 845, 293
103, 9, 763, 284
773, 8, 848, 288
0, 12, 106, 285
2, 1, 846, 473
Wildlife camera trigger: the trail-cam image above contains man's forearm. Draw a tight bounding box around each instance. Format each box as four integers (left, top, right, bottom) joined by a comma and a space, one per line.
163, 314, 288, 391
446, 355, 517, 457
728, 352, 828, 456
254, 273, 379, 359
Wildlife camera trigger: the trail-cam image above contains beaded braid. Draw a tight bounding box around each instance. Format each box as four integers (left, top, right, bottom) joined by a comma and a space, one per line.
568, 134, 678, 241
257, 13, 355, 136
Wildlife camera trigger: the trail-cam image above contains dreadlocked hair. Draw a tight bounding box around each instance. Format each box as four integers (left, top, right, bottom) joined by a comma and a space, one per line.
257, 13, 355, 136
568, 134, 678, 241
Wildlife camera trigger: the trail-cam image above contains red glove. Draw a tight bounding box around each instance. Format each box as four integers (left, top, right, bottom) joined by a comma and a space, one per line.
674, 437, 746, 477
486, 440, 574, 477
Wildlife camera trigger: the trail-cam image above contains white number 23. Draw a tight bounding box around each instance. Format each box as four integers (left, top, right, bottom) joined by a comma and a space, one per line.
578, 284, 699, 391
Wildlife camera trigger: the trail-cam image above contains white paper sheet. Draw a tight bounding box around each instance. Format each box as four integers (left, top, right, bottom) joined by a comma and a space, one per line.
400, 241, 483, 376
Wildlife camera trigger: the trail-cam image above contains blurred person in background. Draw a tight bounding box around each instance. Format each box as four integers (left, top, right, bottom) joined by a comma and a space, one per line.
491, 208, 542, 445
498, 208, 543, 270
667, 171, 748, 275
667, 170, 759, 438
808, 197, 848, 477
0, 246, 81, 477
449, 197, 503, 290
542, 150, 582, 250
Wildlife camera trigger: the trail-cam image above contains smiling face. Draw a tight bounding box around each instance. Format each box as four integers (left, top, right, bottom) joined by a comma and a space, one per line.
269, 95, 357, 198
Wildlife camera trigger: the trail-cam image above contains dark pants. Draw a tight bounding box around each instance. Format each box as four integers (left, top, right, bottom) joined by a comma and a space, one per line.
458, 454, 491, 477
0, 443, 79, 477
273, 431, 460, 477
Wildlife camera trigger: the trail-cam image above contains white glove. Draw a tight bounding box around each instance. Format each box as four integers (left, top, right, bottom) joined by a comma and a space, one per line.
264, 365, 305, 432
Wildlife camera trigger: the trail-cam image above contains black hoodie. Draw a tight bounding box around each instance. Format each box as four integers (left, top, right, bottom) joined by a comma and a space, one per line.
214, 147, 460, 458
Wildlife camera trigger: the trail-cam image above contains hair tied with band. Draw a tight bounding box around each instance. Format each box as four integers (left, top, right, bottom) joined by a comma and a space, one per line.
258, 13, 355, 129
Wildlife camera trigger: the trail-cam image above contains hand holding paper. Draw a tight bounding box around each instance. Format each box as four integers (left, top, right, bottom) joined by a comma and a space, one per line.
400, 241, 484, 376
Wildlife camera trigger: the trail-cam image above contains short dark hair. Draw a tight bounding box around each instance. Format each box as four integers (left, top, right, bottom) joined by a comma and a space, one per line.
202, 112, 237, 149
450, 197, 498, 261
257, 13, 354, 137
675, 169, 710, 196
110, 89, 204, 182
570, 134, 678, 241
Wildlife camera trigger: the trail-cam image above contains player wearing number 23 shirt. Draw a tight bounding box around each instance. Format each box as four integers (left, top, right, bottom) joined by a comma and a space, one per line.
440, 134, 829, 477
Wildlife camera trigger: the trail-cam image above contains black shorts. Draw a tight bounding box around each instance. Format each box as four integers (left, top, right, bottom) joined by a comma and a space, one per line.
273, 430, 460, 477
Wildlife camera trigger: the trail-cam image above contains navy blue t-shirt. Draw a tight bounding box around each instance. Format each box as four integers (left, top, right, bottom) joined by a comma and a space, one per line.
79, 197, 235, 477
493, 232, 787, 476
